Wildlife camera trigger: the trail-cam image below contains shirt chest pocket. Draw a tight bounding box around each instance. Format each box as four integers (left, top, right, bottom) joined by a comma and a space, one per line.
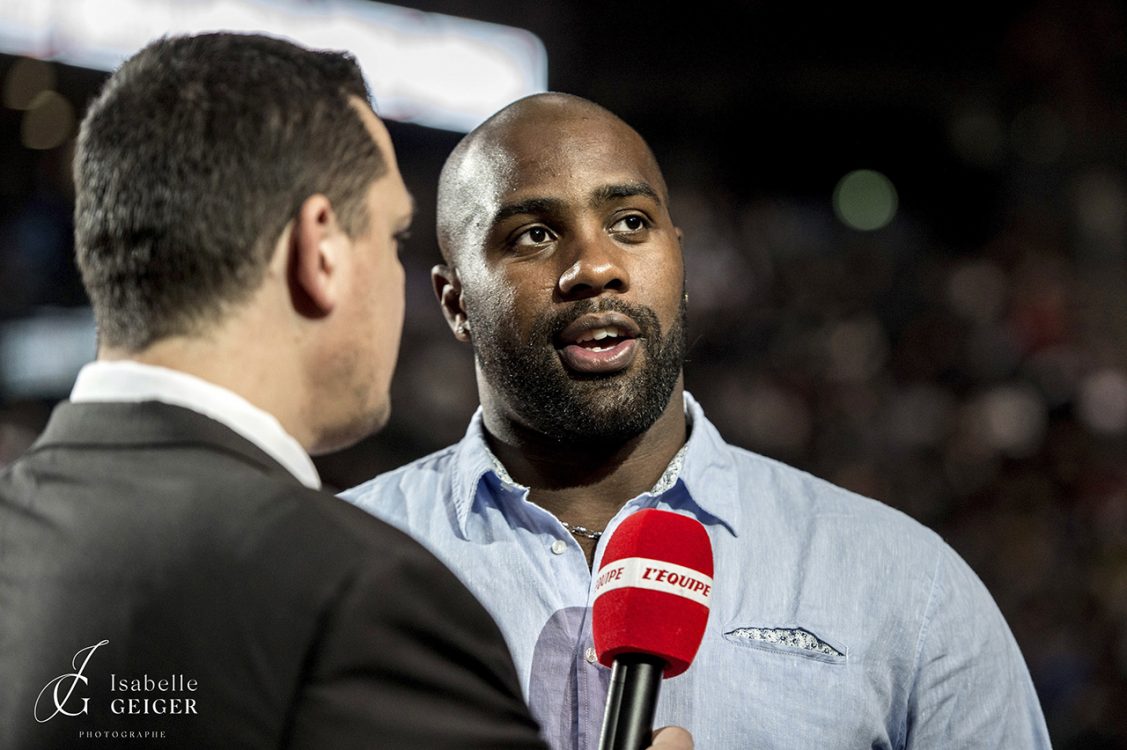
695, 622, 853, 716
658, 626, 896, 750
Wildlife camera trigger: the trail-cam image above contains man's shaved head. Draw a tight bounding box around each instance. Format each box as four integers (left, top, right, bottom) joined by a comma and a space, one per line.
430, 91, 686, 445
436, 92, 669, 266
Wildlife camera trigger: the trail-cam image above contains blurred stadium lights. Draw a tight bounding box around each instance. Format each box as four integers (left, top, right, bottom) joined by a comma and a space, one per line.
0, 0, 547, 132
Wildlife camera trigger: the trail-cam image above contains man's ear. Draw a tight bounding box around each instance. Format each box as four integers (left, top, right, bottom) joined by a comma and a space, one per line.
290, 194, 344, 317
432, 263, 470, 342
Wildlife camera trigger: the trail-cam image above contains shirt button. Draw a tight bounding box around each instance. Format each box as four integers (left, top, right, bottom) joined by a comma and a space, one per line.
584, 647, 598, 664
550, 539, 567, 555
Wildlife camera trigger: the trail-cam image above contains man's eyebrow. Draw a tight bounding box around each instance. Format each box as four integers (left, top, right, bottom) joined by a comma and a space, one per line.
491, 197, 565, 226
590, 182, 661, 207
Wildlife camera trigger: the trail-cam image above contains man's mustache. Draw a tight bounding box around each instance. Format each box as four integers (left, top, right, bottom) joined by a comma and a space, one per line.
540, 298, 663, 342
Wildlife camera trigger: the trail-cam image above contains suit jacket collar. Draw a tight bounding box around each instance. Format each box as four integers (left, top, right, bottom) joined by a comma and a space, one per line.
30, 401, 298, 483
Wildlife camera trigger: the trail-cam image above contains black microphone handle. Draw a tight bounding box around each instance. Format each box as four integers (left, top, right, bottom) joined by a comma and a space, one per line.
598, 652, 666, 750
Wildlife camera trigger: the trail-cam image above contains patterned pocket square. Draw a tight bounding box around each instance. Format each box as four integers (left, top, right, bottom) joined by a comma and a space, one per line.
725, 626, 845, 659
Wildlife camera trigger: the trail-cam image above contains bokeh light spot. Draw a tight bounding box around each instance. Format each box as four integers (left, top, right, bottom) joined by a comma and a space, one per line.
826, 316, 889, 382
833, 169, 898, 231
1078, 368, 1127, 435
2, 57, 55, 110
947, 261, 1008, 323
976, 384, 1048, 457
21, 91, 74, 150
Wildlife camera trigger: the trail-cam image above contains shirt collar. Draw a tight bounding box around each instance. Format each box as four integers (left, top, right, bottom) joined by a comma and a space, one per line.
449, 391, 739, 537
70, 360, 321, 490
676, 392, 742, 536
485, 439, 688, 496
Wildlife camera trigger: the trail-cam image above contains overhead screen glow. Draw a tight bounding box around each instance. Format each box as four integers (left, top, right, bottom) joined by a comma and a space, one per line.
0, 0, 547, 132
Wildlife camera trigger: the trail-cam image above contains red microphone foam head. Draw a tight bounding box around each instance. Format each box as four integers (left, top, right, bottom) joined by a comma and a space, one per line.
592, 508, 714, 678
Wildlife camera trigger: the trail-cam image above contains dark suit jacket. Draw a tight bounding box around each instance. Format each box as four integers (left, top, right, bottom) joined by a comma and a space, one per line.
0, 401, 545, 749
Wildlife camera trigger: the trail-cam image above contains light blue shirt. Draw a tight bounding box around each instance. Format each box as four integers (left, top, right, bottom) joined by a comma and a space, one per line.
343, 393, 1050, 749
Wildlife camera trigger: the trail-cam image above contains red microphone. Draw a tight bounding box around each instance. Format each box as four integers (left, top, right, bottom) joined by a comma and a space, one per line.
592, 509, 713, 750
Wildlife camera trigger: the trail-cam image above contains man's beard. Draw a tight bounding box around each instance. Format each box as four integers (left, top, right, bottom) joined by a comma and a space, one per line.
468, 293, 686, 444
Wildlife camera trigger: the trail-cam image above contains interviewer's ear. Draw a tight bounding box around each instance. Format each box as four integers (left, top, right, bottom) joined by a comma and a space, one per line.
432, 264, 470, 342
290, 194, 345, 317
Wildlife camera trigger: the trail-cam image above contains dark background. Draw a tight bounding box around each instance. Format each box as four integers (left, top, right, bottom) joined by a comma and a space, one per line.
2, 1, 1126, 746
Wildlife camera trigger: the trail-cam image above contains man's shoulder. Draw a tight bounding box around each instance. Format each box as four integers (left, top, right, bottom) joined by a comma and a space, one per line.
689, 399, 941, 547
342, 443, 462, 509
714, 438, 947, 560
710, 442, 992, 647
293, 480, 453, 565
169, 455, 463, 593
3, 419, 446, 583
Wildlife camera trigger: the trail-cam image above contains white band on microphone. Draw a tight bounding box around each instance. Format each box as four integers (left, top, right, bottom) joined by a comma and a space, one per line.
593, 556, 713, 608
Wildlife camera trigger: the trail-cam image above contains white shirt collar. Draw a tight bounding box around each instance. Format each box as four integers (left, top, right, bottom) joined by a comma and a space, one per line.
70, 360, 321, 490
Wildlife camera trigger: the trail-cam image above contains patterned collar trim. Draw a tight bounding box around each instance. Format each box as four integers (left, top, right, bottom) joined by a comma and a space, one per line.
485, 422, 691, 497
453, 392, 740, 538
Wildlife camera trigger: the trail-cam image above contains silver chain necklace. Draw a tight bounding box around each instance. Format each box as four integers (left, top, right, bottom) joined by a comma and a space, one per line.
560, 521, 603, 540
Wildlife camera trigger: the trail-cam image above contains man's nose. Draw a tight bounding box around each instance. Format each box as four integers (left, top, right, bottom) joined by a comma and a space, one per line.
557, 231, 630, 299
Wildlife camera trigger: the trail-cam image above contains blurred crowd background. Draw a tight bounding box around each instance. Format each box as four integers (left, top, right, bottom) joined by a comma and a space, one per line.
2, 1, 1125, 746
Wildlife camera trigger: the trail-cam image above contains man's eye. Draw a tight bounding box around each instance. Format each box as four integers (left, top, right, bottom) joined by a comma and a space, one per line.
393, 230, 411, 253
610, 215, 648, 233
513, 226, 556, 247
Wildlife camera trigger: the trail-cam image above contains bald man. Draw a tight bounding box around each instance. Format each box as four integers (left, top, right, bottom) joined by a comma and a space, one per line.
343, 93, 1051, 749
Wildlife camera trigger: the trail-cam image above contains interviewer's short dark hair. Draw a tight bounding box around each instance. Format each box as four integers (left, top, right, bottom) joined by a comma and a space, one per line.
74, 32, 386, 350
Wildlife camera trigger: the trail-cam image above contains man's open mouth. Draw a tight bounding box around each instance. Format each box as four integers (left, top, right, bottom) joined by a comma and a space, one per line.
555, 313, 641, 374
